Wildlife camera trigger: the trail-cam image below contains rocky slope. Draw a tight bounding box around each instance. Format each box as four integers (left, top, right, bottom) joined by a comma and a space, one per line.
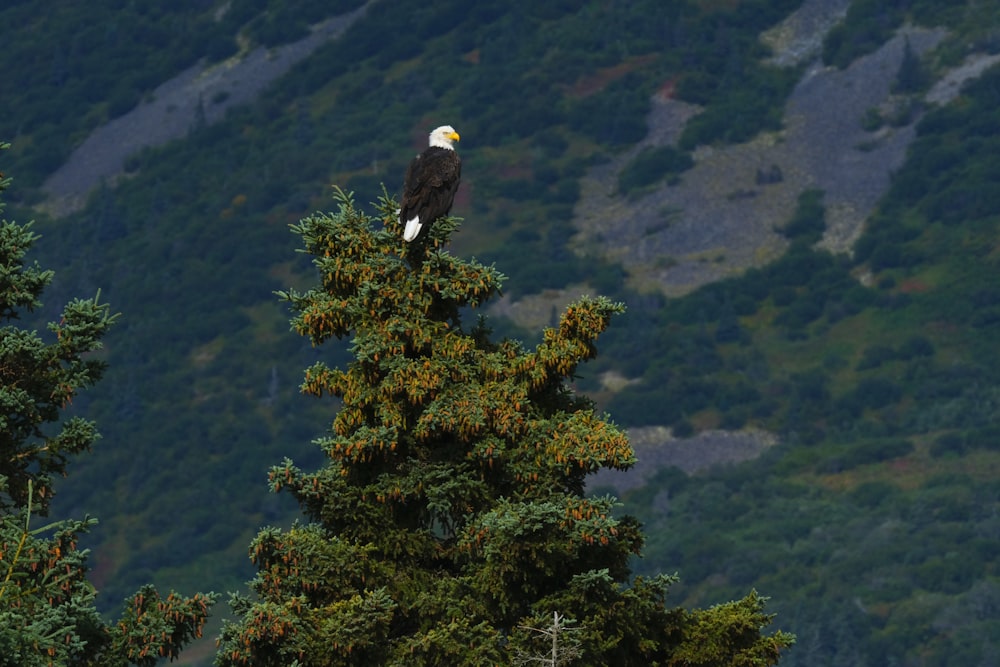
571, 4, 999, 481
39, 4, 369, 217
570, 25, 947, 297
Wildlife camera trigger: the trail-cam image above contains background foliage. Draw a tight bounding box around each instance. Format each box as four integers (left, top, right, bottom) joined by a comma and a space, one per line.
1, 0, 999, 664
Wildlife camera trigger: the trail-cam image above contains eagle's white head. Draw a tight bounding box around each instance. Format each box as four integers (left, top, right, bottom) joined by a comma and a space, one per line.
429, 125, 460, 150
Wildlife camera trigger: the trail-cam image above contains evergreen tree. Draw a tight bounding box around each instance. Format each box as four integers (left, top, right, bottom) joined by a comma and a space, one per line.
893, 36, 928, 94
0, 142, 216, 666
217, 188, 793, 665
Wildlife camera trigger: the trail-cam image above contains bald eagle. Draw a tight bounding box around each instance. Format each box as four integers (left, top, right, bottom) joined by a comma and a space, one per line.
400, 125, 461, 242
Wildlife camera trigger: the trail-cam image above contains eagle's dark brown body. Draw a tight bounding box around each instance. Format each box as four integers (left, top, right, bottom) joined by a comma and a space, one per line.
400, 126, 461, 242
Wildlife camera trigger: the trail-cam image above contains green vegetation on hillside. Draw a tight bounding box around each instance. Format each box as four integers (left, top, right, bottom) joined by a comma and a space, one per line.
618, 146, 694, 196
0, 1, 368, 187
3, 4, 232, 184
590, 60, 1000, 667
590, 54, 1000, 444
627, 450, 1000, 667
3, 0, 999, 664
823, 0, 1000, 68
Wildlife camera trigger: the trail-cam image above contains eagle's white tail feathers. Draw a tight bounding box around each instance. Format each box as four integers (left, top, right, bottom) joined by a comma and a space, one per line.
402, 216, 422, 242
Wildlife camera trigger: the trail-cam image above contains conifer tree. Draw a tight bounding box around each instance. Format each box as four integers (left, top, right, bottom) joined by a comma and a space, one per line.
893, 36, 928, 94
0, 142, 216, 666
217, 188, 792, 665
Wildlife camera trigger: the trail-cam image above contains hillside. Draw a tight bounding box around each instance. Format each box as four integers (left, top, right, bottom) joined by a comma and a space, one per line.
574, 24, 938, 293
3, 0, 1000, 664
39, 4, 371, 217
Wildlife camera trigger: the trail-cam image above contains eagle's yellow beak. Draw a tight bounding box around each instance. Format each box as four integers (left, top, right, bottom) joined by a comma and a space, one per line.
450, 131, 461, 142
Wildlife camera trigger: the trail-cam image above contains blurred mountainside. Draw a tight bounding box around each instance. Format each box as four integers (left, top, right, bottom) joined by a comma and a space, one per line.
2, 0, 1000, 664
